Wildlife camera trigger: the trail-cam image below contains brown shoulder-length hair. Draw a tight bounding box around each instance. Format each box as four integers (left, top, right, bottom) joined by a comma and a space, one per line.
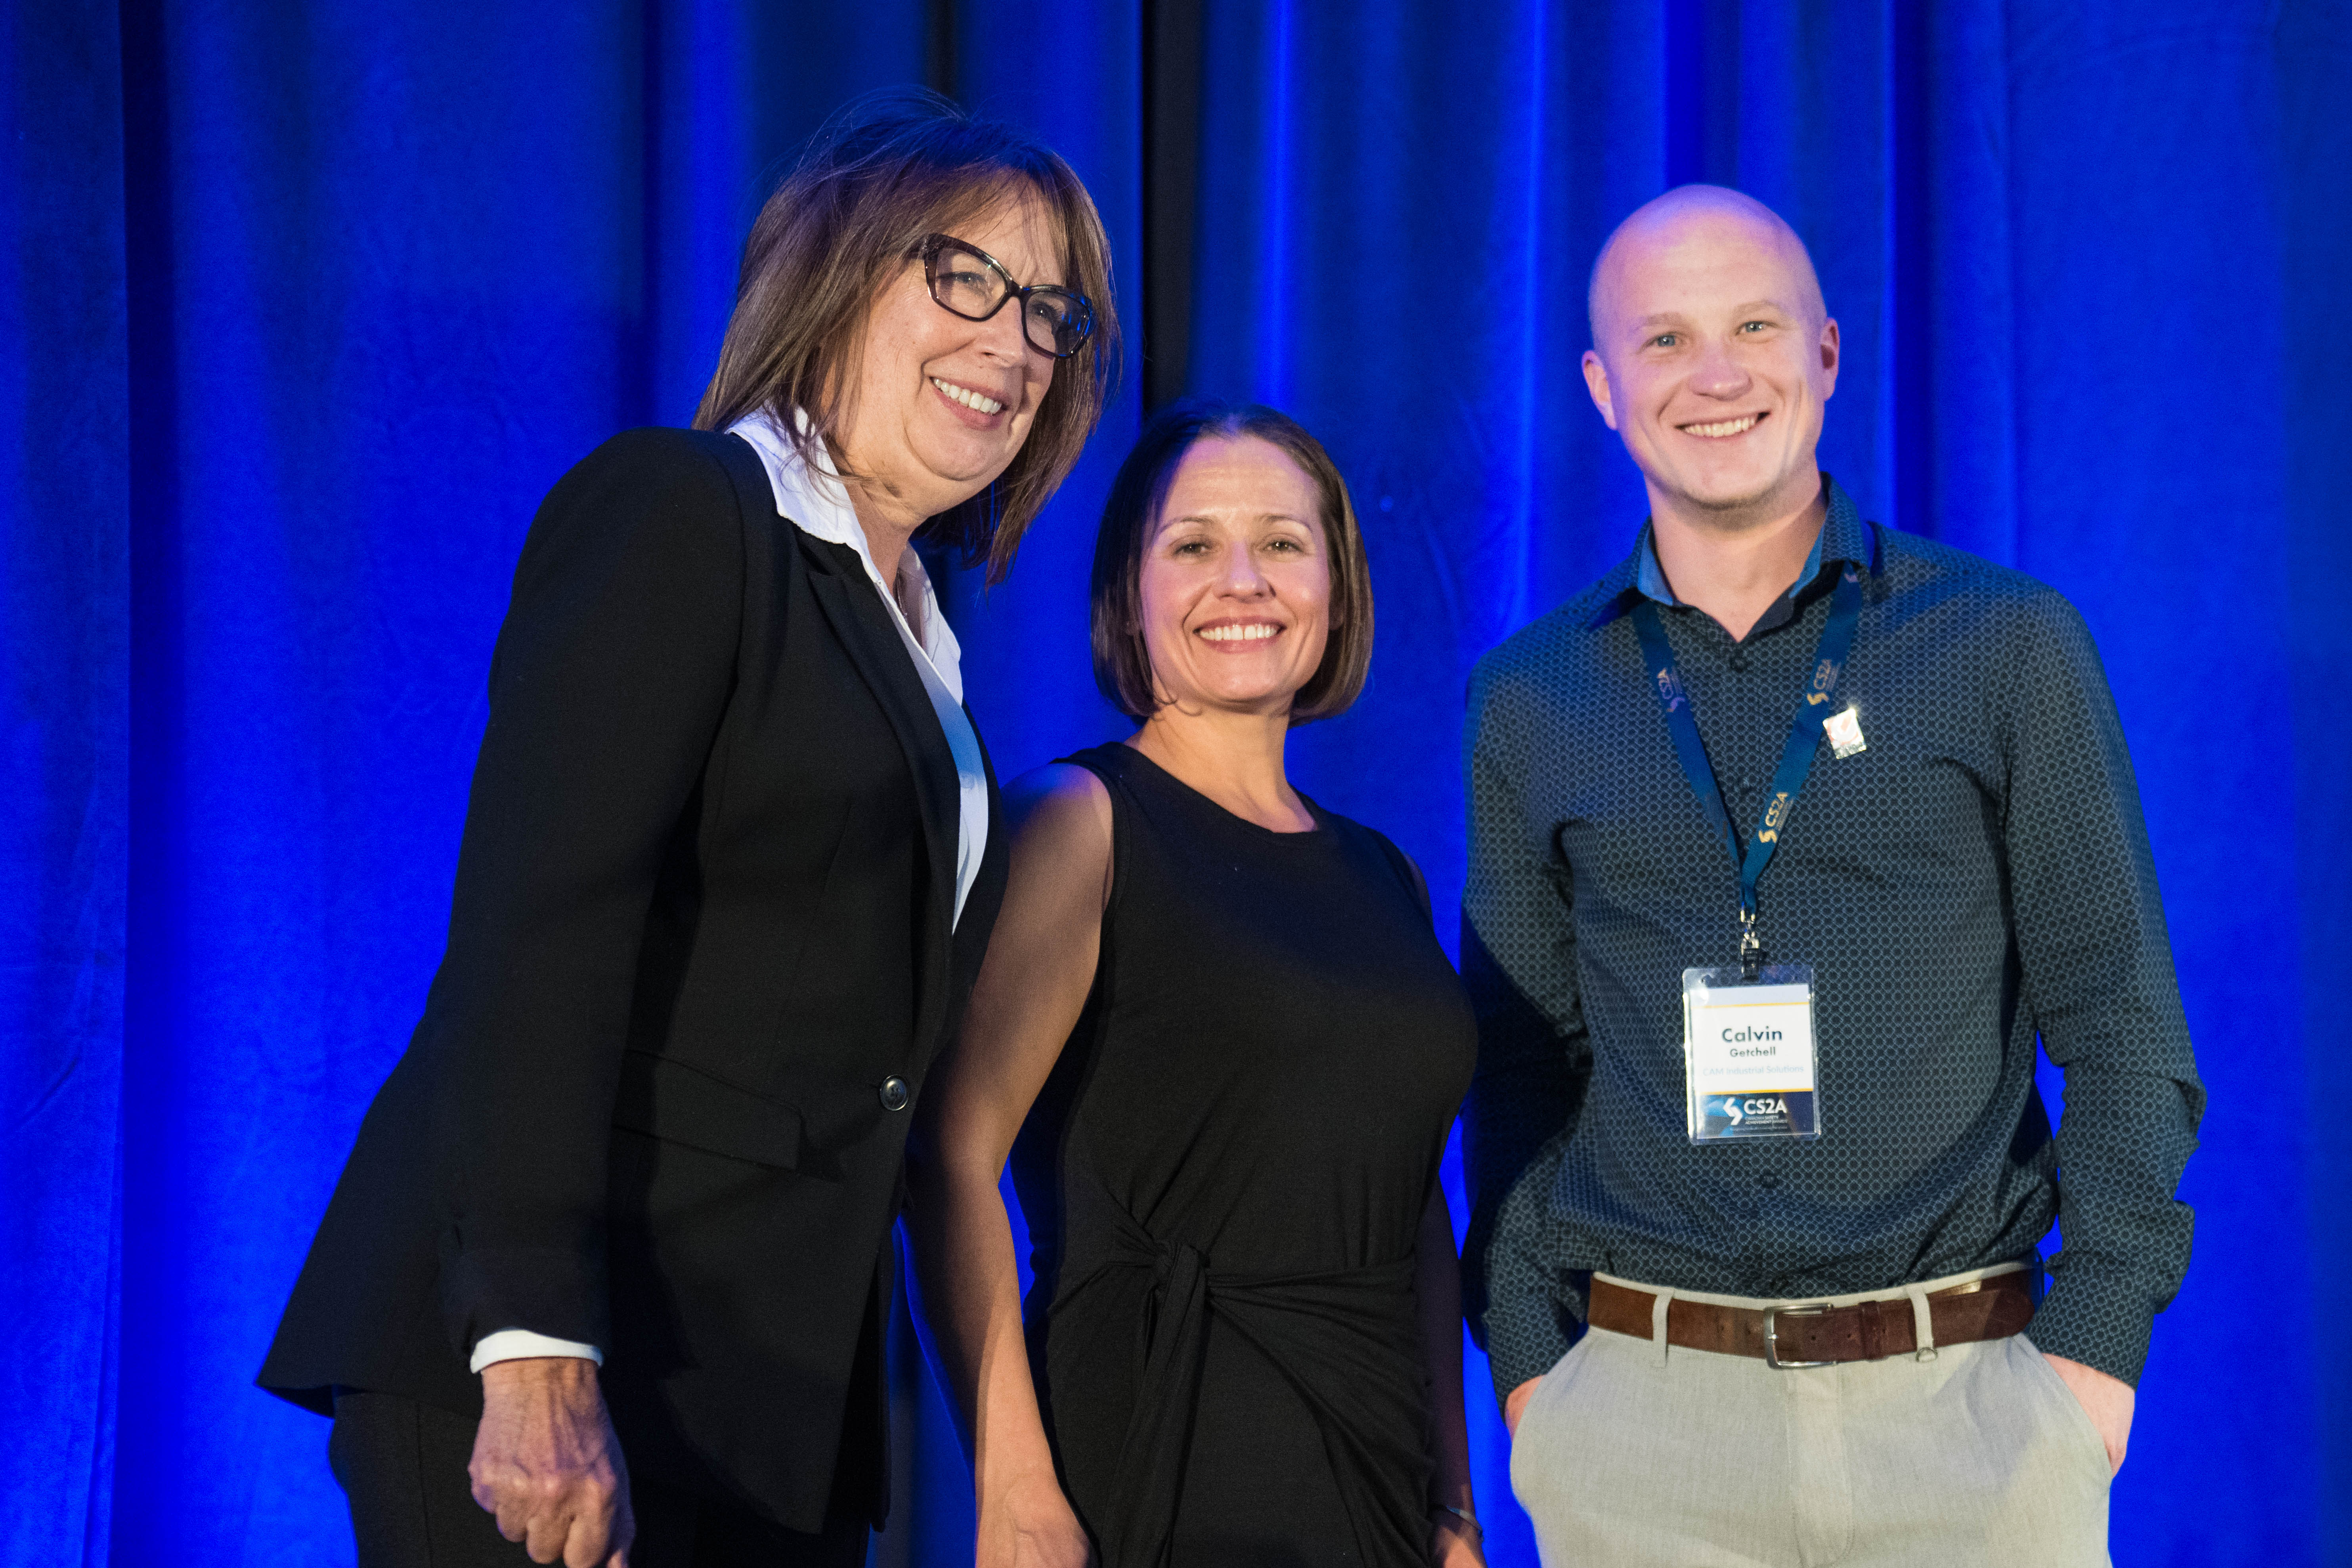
693, 90, 1119, 584
1091, 400, 1374, 726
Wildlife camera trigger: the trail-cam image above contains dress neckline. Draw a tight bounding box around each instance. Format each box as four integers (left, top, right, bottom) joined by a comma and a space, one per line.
1107, 742, 1327, 843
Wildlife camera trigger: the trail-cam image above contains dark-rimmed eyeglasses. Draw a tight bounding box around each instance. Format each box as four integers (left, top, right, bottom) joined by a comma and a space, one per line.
918, 233, 1095, 359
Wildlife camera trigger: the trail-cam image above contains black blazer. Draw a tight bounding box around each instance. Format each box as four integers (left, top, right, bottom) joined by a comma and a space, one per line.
259, 428, 1010, 1531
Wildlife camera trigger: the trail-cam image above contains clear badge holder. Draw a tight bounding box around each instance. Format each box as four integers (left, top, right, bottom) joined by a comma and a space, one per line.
1681, 964, 1822, 1143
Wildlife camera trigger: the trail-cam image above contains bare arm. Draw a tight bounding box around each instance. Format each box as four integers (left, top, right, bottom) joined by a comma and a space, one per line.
905, 765, 1113, 1568
1417, 1187, 1485, 1566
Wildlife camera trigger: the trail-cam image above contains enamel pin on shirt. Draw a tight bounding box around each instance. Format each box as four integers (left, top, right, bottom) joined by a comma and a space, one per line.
1824, 705, 1866, 759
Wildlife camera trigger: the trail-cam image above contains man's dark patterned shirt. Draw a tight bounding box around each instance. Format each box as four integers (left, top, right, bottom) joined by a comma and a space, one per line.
1460, 477, 2202, 1396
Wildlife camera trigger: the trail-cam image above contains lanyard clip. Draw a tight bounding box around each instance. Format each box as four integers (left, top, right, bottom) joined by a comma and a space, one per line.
1738, 906, 1763, 981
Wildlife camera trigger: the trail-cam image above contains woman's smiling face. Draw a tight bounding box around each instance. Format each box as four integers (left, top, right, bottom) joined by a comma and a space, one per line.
1137, 434, 1333, 718
834, 193, 1063, 525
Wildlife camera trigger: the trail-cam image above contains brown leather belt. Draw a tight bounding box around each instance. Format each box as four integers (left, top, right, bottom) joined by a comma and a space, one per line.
1587, 1272, 2035, 1367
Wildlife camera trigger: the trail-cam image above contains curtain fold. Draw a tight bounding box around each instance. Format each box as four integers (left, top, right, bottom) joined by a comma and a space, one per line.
2, 3, 2342, 1564
2281, 10, 2352, 1545
1, 2, 128, 1564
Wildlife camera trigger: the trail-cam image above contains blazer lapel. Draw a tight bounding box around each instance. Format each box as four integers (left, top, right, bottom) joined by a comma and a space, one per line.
795, 533, 960, 1052
950, 717, 1011, 1001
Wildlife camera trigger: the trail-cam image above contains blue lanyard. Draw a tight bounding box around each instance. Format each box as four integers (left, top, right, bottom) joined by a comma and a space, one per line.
1630, 563, 1863, 978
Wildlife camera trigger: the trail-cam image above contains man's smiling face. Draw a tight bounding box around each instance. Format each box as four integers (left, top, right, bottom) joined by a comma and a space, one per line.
1581, 189, 1839, 525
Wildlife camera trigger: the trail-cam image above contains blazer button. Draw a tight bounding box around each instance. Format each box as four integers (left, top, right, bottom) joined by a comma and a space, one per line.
878, 1076, 910, 1112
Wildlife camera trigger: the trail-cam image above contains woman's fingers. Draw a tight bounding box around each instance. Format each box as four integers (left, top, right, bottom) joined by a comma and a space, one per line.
470, 1358, 631, 1566
559, 1498, 625, 1568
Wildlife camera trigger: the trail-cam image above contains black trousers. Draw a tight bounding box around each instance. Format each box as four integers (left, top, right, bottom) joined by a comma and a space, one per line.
328, 1391, 870, 1568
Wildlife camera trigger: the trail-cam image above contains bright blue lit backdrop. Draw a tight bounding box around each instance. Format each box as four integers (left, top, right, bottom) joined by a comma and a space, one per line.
6, 2, 2346, 1564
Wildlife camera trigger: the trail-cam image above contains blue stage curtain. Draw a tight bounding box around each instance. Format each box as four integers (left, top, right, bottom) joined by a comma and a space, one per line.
3, 3, 2344, 1565
1, 2, 131, 1563
1175, 5, 2351, 1562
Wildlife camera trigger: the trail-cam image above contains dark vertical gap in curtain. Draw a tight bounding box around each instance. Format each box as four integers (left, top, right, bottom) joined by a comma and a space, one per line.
636, 0, 664, 430
1887, 2, 1932, 538
113, 0, 181, 1557
1997, 5, 2027, 568
1141, 0, 1200, 409
1664, 0, 1742, 187
1703, 0, 1740, 185
906, 1, 963, 810
1663, 0, 1700, 185
926, 0, 957, 103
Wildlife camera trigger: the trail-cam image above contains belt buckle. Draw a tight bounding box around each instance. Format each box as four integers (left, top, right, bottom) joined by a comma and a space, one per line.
1763, 1302, 1836, 1369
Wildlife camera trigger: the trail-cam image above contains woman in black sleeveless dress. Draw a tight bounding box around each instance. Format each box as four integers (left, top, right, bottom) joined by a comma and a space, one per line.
908, 403, 1485, 1568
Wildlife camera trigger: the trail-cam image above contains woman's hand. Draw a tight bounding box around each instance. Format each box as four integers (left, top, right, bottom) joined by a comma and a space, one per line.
979, 1465, 1095, 1568
1413, 1192, 1485, 1568
470, 1358, 632, 1567
1430, 1511, 1487, 1567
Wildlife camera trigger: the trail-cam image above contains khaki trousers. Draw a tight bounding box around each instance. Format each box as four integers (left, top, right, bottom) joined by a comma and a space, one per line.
1509, 1270, 2113, 1567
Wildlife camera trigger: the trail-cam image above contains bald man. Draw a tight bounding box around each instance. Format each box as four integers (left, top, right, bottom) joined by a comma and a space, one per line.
1459, 187, 2200, 1566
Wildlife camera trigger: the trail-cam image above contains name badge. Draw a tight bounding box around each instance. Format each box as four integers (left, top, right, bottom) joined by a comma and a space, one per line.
1681, 964, 1822, 1142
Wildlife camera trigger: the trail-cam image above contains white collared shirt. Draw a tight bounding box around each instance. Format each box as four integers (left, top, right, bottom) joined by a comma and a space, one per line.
470, 411, 992, 1376
726, 408, 989, 927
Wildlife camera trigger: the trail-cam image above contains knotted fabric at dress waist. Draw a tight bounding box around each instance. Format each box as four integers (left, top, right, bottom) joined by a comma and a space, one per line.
1049, 1183, 1432, 1568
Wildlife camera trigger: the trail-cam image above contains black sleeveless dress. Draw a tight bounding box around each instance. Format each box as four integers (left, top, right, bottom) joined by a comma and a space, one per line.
1011, 744, 1477, 1568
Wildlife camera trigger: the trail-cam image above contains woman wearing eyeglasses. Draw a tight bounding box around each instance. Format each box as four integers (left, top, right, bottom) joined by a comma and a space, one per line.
258, 94, 1115, 1568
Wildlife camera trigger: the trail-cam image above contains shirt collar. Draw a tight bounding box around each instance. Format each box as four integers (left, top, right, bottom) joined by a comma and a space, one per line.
726, 407, 965, 704
1590, 472, 1874, 628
